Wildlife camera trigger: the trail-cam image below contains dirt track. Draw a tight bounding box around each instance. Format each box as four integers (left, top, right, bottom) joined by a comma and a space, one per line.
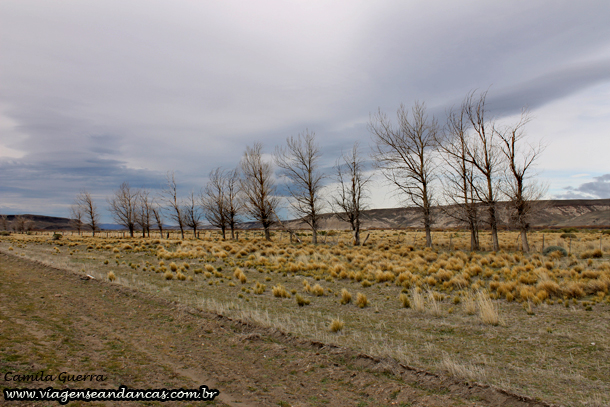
0, 252, 556, 406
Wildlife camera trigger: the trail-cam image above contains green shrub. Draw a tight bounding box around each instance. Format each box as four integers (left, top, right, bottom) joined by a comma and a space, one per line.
0, 231, 10, 236
562, 228, 579, 233
52, 233, 62, 240
560, 233, 577, 239
543, 246, 567, 257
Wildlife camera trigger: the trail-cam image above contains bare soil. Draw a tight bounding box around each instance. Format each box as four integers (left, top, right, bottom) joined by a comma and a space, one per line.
0, 252, 561, 407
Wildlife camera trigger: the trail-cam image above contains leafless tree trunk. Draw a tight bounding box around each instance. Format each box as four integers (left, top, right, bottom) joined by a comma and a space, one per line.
184, 190, 203, 238
107, 182, 139, 237
136, 189, 153, 238
240, 143, 279, 241
69, 203, 84, 235
331, 142, 371, 246
151, 201, 164, 239
498, 110, 546, 252
201, 167, 242, 240
275, 130, 325, 244
370, 101, 438, 248
162, 171, 185, 240
437, 103, 481, 251
0, 214, 8, 231
225, 168, 242, 240
13, 215, 27, 233
75, 190, 100, 236
462, 91, 503, 251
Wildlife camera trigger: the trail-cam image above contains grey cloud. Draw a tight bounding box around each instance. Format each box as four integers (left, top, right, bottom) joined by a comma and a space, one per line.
1, 1, 610, 218
555, 174, 610, 199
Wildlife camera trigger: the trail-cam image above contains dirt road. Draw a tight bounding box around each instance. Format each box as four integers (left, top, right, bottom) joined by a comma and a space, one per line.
0, 253, 554, 406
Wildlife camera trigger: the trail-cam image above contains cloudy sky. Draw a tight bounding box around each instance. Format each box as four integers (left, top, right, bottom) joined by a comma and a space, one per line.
1, 0, 609, 222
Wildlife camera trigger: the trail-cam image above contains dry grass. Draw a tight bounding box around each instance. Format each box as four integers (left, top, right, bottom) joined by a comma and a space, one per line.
462, 291, 477, 315
329, 319, 344, 333
340, 288, 352, 305
2, 229, 609, 407
355, 292, 368, 308
399, 293, 411, 308
411, 288, 425, 312
272, 284, 290, 298
476, 290, 500, 325
295, 293, 310, 306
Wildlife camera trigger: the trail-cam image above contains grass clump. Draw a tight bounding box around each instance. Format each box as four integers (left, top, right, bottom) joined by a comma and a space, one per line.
476, 290, 500, 325
411, 288, 425, 312
340, 288, 352, 305
107, 271, 116, 282
355, 292, 369, 308
295, 294, 310, 306
399, 293, 411, 308
329, 319, 344, 333
272, 284, 291, 298
311, 283, 324, 296
253, 282, 266, 294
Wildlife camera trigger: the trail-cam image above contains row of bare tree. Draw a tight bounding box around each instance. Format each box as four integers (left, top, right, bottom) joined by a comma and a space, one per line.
0, 214, 35, 232
370, 90, 544, 252
69, 90, 543, 250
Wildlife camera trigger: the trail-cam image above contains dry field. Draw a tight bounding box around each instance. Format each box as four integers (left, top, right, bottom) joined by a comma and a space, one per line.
1, 229, 609, 407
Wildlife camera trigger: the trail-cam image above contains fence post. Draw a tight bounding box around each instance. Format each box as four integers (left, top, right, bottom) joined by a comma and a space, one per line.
542, 234, 545, 252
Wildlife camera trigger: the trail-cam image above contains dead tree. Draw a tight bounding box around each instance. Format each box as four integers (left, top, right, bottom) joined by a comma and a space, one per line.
136, 189, 153, 238
75, 190, 100, 236
437, 103, 481, 251
498, 111, 546, 252
224, 168, 242, 240
107, 182, 139, 237
69, 203, 85, 235
151, 201, 165, 239
331, 142, 371, 246
240, 143, 279, 241
0, 214, 8, 231
184, 190, 203, 238
462, 91, 503, 251
370, 101, 438, 248
13, 215, 27, 233
162, 171, 186, 239
275, 130, 325, 244
201, 167, 242, 240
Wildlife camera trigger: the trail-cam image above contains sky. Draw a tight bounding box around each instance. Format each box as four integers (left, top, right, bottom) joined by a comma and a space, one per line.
1, 0, 609, 223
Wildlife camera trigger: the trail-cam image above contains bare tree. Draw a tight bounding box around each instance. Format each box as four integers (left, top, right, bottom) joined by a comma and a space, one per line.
162, 171, 186, 239
498, 111, 546, 252
69, 203, 85, 235
184, 190, 203, 238
201, 167, 242, 240
107, 182, 139, 237
202, 168, 228, 239
13, 215, 27, 233
224, 168, 242, 240
331, 142, 371, 246
136, 189, 153, 238
462, 91, 503, 251
75, 190, 100, 236
437, 103, 481, 251
0, 214, 8, 231
370, 101, 438, 248
240, 143, 280, 241
151, 200, 165, 239
275, 131, 325, 244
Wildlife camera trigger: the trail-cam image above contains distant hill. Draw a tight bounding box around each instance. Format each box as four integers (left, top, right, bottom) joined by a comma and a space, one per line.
256, 198, 610, 230
1, 214, 74, 231
2, 199, 608, 233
